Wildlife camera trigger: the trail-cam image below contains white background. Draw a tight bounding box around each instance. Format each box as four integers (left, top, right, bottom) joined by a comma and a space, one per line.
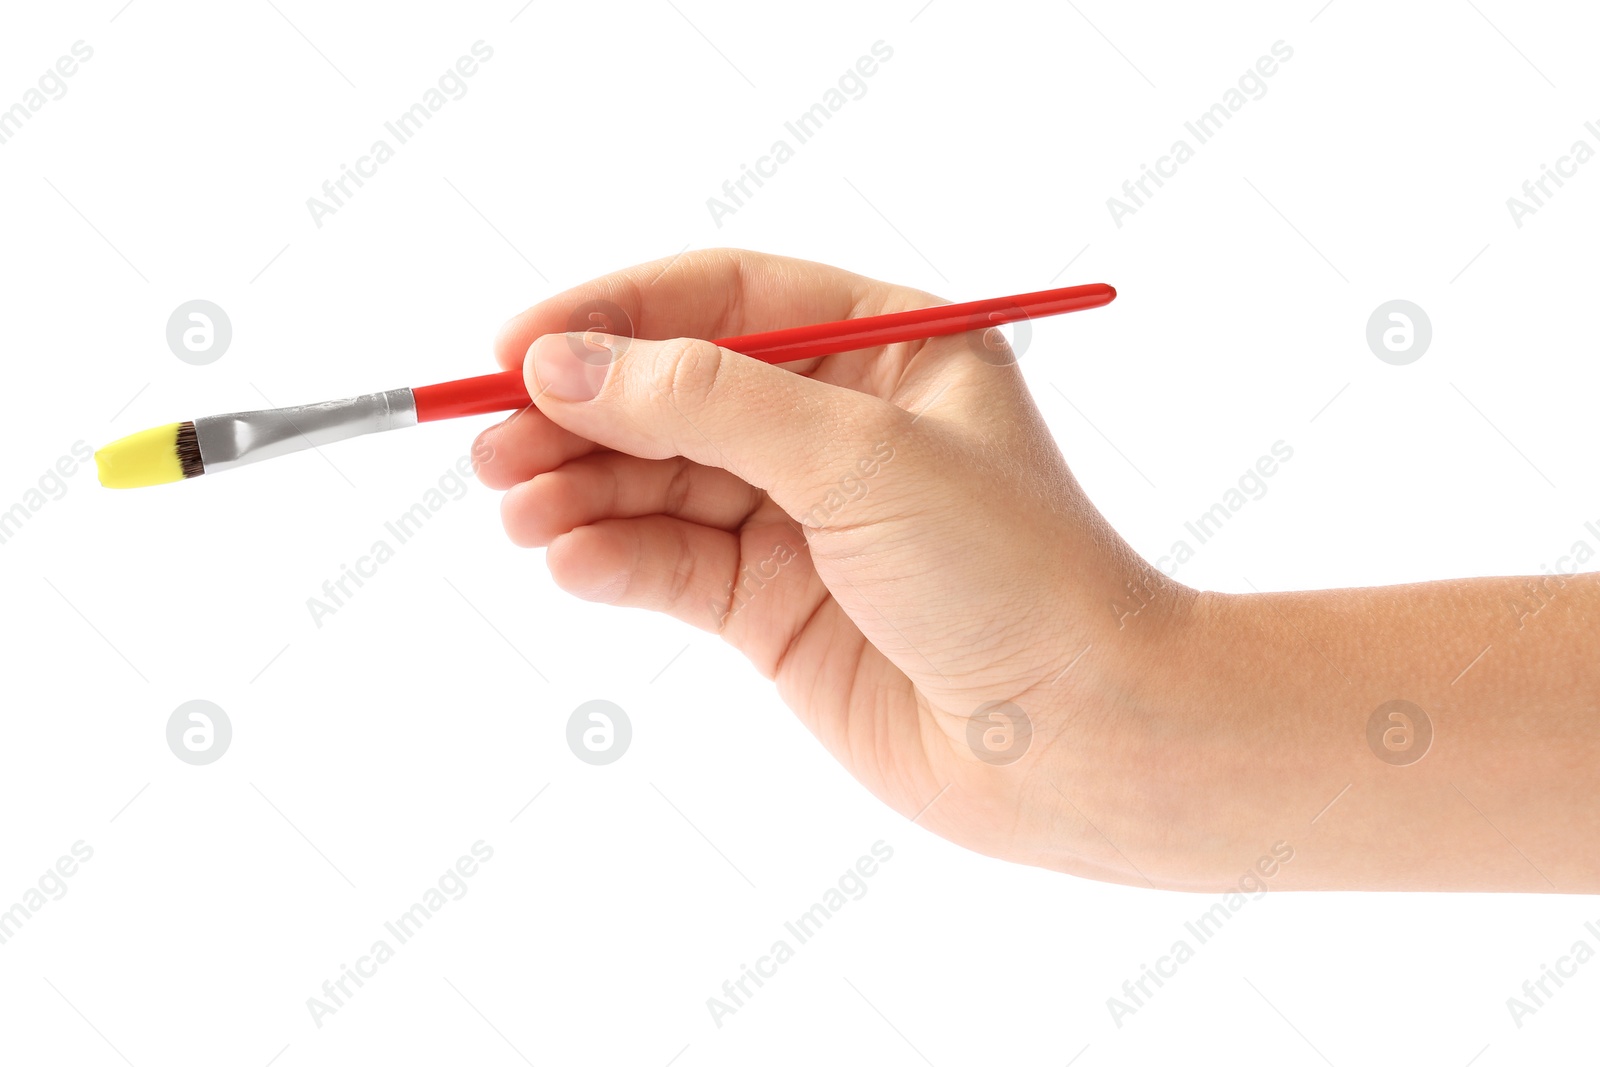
1, 1, 1597, 1064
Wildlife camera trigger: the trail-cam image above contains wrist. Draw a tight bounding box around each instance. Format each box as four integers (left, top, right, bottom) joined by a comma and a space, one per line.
1115, 588, 1358, 892
1032, 583, 1329, 891
1007, 568, 1227, 887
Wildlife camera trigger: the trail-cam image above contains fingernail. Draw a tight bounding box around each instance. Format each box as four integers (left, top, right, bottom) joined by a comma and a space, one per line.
529, 333, 611, 401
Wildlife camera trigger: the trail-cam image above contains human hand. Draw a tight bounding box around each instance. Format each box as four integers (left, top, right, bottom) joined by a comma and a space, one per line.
473, 249, 1201, 887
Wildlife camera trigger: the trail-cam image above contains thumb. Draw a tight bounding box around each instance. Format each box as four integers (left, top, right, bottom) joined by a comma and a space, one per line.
525, 331, 911, 520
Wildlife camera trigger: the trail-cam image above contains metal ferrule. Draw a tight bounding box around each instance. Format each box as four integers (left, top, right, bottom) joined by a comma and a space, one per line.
194, 388, 417, 474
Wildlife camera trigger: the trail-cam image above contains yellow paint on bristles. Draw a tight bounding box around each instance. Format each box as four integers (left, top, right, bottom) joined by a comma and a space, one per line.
95, 423, 186, 488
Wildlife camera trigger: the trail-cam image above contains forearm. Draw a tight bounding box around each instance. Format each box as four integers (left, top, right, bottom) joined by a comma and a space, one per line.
1147, 574, 1600, 892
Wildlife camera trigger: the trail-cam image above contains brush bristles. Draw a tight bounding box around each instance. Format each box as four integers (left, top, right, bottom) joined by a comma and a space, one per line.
176, 421, 204, 479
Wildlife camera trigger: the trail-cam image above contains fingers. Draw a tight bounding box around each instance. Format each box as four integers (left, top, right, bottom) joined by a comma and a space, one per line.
525, 332, 912, 523
471, 405, 599, 490
544, 514, 825, 669
499, 452, 766, 548
544, 516, 740, 630
492, 248, 929, 373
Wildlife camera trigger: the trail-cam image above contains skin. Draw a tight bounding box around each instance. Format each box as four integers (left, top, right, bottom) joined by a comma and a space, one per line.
474, 248, 1600, 893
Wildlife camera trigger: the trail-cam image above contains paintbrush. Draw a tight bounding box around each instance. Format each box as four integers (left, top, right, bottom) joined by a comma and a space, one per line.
94, 281, 1115, 488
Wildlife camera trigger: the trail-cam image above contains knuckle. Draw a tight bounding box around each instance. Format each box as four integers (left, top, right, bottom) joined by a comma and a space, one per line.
664, 522, 698, 604
663, 457, 696, 516
655, 337, 727, 409
879, 397, 914, 433
858, 398, 911, 447
499, 492, 538, 548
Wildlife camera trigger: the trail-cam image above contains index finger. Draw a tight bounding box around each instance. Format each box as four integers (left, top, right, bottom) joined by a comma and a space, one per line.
492, 247, 931, 373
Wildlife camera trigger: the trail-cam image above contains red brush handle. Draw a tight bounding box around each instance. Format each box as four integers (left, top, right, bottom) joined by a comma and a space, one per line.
412, 282, 1115, 421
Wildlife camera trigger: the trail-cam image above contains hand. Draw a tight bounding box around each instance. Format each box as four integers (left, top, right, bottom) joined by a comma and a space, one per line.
473, 249, 1195, 886
475, 248, 1600, 894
